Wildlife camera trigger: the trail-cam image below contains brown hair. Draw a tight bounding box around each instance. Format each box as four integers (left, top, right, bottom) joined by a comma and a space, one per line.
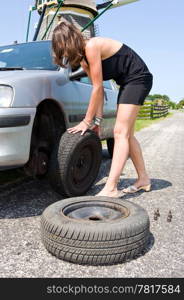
52, 21, 86, 69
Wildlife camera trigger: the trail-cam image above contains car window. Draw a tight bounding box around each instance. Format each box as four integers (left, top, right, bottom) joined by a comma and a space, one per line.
0, 41, 58, 70
80, 77, 112, 89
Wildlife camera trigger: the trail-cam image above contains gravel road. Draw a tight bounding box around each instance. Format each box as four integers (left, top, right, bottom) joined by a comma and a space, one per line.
0, 111, 183, 278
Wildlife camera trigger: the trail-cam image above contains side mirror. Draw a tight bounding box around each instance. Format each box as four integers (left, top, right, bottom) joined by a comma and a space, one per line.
69, 67, 87, 80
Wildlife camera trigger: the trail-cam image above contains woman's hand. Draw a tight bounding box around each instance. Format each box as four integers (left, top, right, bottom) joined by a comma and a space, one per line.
91, 124, 100, 136
67, 121, 89, 135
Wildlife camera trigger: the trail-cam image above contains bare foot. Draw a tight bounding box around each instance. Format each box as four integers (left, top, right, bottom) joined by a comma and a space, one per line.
96, 189, 124, 198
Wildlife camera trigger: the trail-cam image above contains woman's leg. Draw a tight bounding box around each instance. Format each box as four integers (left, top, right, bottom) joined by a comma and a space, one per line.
129, 125, 150, 188
97, 104, 140, 197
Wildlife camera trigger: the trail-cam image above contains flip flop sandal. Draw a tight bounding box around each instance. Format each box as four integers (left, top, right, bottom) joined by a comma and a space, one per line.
123, 184, 151, 194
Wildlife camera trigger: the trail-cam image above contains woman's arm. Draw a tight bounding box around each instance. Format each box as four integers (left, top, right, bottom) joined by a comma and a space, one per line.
83, 40, 104, 124
67, 39, 104, 135
81, 54, 104, 120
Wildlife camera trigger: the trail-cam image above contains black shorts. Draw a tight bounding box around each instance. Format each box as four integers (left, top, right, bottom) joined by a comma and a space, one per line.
117, 78, 153, 106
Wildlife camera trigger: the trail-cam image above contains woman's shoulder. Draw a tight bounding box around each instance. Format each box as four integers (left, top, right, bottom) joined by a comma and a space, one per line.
85, 37, 102, 49
84, 37, 102, 58
86, 37, 122, 48
84, 37, 123, 62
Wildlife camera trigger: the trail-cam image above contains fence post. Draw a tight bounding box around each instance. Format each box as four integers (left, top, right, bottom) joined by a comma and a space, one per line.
150, 105, 154, 119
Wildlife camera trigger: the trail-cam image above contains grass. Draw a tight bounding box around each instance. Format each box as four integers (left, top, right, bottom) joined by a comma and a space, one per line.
135, 112, 173, 132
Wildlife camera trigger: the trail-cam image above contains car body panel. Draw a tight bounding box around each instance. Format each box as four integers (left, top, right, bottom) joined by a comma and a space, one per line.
0, 40, 117, 169
0, 107, 36, 169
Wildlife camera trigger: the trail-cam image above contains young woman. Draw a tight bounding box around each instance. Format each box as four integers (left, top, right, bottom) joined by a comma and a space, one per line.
52, 21, 153, 198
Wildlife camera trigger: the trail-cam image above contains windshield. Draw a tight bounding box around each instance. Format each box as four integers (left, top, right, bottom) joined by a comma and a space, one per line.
0, 41, 58, 70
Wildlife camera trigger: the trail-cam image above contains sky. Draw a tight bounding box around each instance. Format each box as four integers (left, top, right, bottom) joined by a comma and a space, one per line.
0, 0, 183, 103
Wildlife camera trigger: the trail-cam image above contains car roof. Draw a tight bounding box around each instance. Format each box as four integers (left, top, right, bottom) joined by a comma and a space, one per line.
0, 40, 51, 48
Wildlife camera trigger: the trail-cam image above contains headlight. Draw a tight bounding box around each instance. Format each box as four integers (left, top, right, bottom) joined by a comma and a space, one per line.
0, 85, 13, 107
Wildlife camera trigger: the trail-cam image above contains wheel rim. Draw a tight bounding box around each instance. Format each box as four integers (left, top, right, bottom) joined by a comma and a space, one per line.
71, 146, 93, 184
62, 201, 130, 221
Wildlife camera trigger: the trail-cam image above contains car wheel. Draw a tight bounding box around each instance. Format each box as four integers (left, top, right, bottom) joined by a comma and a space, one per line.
48, 130, 102, 197
41, 196, 150, 265
106, 138, 114, 158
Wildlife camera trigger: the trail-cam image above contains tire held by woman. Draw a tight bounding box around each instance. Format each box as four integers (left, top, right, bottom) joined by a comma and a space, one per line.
48, 130, 102, 197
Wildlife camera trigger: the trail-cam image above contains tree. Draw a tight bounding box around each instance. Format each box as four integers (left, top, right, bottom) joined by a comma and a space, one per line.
148, 94, 177, 108
162, 95, 170, 102
148, 94, 170, 101
177, 99, 184, 109
147, 94, 163, 100
167, 100, 177, 109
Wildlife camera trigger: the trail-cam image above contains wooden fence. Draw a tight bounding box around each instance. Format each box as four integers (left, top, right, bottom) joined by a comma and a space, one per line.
137, 103, 169, 120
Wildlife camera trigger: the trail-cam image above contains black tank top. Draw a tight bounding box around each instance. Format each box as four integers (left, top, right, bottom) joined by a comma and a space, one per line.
84, 43, 152, 86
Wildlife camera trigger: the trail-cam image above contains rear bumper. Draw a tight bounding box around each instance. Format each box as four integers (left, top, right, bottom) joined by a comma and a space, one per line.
0, 108, 36, 169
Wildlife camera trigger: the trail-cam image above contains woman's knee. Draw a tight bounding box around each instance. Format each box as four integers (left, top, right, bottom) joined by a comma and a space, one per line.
113, 125, 131, 140
113, 106, 138, 140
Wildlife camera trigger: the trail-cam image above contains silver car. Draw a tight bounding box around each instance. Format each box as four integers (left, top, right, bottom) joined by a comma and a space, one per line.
0, 40, 117, 196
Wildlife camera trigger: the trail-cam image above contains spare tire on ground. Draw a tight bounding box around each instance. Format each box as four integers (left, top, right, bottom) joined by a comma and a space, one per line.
48, 130, 102, 197
41, 196, 150, 266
